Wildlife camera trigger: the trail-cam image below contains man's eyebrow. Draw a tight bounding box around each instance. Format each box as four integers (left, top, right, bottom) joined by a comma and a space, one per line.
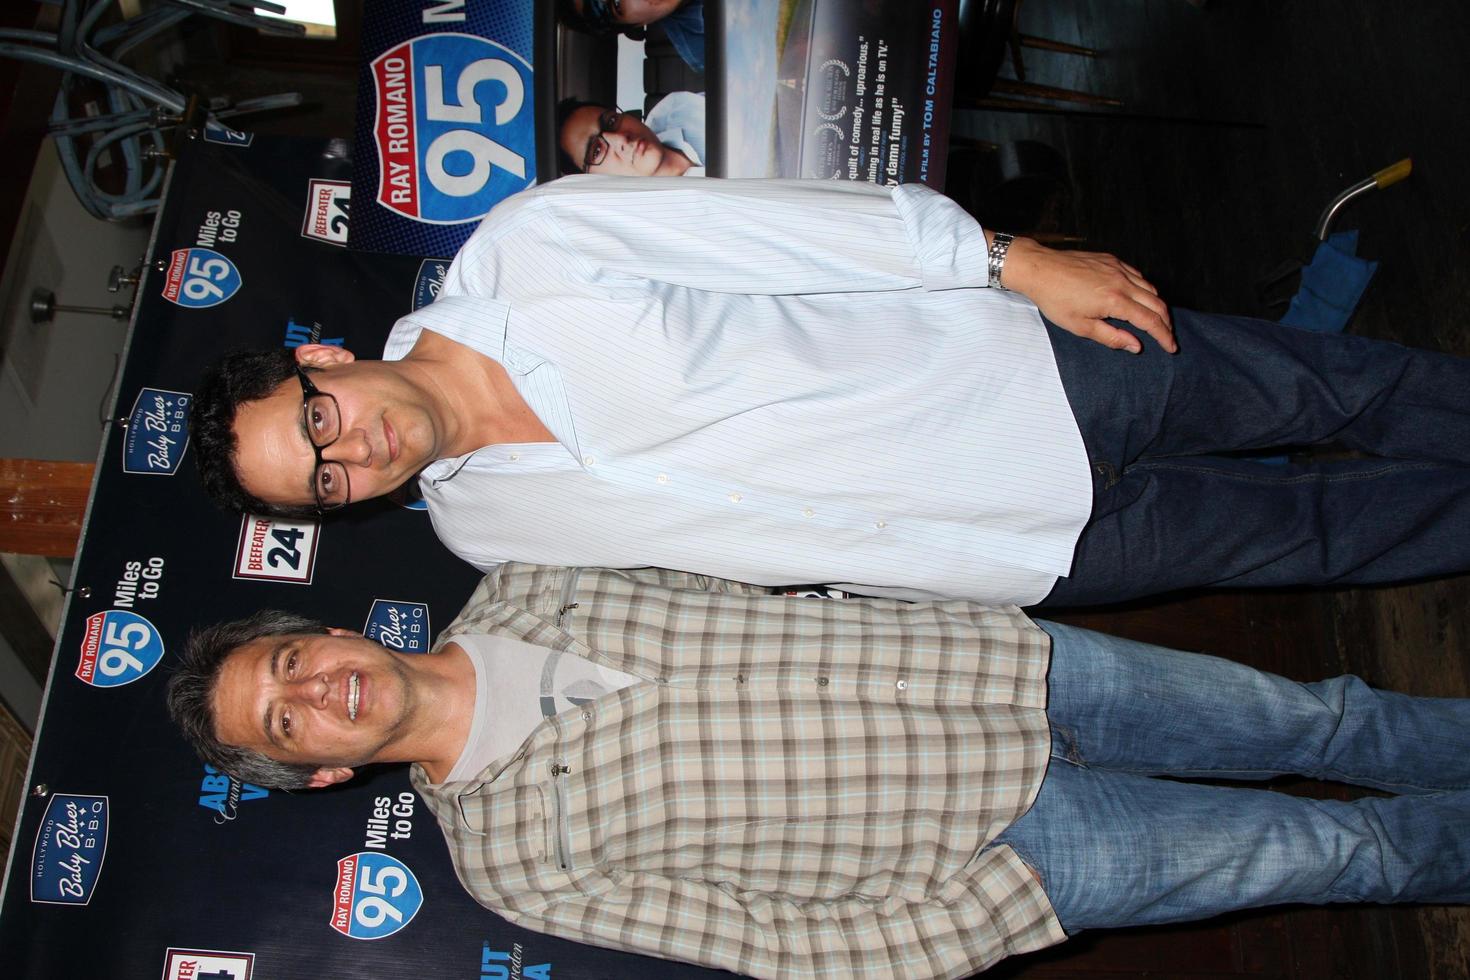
262, 641, 288, 749
296, 401, 318, 499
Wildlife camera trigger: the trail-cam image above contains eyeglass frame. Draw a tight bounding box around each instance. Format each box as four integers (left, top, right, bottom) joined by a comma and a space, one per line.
294, 366, 352, 514
582, 107, 627, 172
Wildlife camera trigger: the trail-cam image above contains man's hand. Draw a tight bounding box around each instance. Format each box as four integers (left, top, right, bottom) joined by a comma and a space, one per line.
1000, 236, 1176, 354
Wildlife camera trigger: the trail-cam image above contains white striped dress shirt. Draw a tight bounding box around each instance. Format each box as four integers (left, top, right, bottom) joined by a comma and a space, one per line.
383, 176, 1091, 605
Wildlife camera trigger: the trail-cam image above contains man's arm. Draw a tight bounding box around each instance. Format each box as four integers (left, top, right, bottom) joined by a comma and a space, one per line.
513, 862, 1058, 980
492, 175, 1172, 352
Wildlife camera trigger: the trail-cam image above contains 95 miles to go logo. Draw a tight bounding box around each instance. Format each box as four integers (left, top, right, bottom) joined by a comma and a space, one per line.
76, 611, 165, 688
161, 247, 242, 308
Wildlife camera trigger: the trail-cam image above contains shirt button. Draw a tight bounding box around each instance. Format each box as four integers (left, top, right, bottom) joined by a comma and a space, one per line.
802, 508, 814, 518
816, 676, 829, 687
895, 679, 908, 691
656, 473, 669, 484
874, 520, 887, 530
735, 673, 746, 683
581, 711, 592, 721
509, 452, 521, 461
656, 676, 668, 684
583, 455, 595, 466
728, 492, 743, 503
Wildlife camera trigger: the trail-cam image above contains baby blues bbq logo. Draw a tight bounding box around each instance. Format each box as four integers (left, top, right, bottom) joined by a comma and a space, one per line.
162, 948, 255, 980
123, 388, 191, 475
161, 247, 241, 308
30, 794, 108, 905
364, 599, 430, 654
372, 33, 534, 224
412, 257, 452, 310
330, 851, 422, 940
76, 611, 164, 688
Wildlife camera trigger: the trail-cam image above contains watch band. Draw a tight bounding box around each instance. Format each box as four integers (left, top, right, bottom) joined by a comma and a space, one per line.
987, 232, 1014, 289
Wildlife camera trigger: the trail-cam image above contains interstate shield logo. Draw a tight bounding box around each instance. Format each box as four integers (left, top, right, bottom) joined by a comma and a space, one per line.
372, 33, 535, 225
123, 387, 191, 475
76, 610, 165, 688
160, 247, 242, 308
30, 794, 108, 905
330, 851, 423, 940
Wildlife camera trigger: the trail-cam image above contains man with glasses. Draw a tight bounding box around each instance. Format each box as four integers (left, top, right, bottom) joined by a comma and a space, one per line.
556, 94, 706, 177
192, 176, 1470, 607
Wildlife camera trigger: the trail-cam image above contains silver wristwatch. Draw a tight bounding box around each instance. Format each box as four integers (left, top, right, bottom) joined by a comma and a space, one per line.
987, 232, 1014, 289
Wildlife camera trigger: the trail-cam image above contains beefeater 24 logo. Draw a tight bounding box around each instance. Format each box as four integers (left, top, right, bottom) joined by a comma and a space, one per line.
372, 32, 535, 225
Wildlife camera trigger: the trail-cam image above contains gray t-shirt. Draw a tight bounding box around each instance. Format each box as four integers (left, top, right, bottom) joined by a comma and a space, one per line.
443, 633, 641, 783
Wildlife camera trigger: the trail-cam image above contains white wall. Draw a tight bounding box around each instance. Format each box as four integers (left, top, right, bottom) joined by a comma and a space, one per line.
0, 143, 151, 462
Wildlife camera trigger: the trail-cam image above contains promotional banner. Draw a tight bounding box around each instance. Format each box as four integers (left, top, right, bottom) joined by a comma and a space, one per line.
350, 0, 956, 255
0, 134, 726, 979
351, 0, 543, 256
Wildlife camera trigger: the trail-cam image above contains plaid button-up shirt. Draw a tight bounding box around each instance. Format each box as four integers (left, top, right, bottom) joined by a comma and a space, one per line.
413, 564, 1063, 979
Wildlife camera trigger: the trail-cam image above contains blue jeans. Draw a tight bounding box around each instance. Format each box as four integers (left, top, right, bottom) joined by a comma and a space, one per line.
1040, 309, 1470, 605
994, 621, 1470, 933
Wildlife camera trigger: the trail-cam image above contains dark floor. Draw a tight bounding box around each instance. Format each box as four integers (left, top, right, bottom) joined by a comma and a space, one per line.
949, 1, 1470, 977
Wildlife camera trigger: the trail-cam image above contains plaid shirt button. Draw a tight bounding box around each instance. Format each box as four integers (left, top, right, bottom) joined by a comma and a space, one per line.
896, 679, 908, 691
817, 676, 829, 686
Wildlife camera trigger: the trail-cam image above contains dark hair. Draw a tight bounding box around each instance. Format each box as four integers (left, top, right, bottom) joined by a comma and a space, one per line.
191, 348, 317, 519
166, 610, 331, 790
555, 97, 606, 176
555, 0, 648, 39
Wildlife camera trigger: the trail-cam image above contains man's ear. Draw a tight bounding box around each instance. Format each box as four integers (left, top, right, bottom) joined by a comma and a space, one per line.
306, 766, 355, 789
294, 344, 355, 369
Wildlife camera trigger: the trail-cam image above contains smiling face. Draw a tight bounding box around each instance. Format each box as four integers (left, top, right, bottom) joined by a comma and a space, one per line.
231, 353, 440, 512
560, 105, 687, 177
212, 630, 417, 771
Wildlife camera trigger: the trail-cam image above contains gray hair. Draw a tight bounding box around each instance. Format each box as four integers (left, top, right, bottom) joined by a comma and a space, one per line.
167, 610, 330, 790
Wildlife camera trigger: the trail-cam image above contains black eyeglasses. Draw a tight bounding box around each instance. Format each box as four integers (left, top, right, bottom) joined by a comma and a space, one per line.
582, 108, 626, 171
295, 367, 351, 513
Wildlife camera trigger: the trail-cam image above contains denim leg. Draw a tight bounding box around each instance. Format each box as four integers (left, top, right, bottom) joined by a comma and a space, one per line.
994, 760, 1470, 933
1042, 453, 1470, 604
1036, 620, 1470, 793
1039, 309, 1470, 604
1047, 309, 1470, 466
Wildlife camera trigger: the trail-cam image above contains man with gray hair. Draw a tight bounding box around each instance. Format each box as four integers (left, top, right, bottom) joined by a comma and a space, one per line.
170, 563, 1470, 979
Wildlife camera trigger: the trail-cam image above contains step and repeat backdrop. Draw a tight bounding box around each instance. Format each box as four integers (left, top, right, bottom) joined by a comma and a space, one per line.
0, 133, 731, 980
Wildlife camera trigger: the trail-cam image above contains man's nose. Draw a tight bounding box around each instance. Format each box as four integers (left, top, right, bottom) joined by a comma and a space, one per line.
322, 428, 371, 465
606, 130, 633, 156
285, 672, 331, 707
